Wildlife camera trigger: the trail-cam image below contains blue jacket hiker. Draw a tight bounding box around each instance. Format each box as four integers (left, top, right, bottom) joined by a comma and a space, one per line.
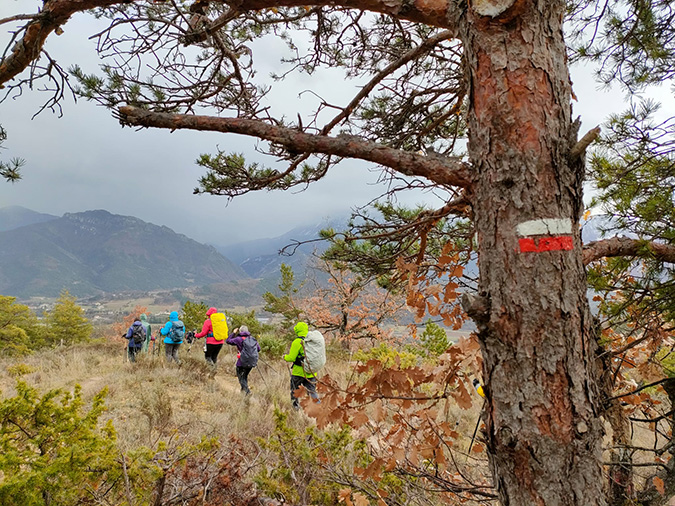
283, 321, 320, 410
226, 326, 260, 395
126, 318, 146, 363
160, 311, 185, 363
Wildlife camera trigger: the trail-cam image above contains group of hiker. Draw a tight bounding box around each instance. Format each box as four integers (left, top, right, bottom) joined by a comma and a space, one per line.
124, 308, 325, 409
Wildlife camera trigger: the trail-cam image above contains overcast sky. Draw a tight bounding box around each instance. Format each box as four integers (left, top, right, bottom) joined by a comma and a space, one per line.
1, 2, 673, 246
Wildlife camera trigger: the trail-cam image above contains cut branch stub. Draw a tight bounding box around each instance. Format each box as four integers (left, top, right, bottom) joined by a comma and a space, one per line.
470, 0, 517, 17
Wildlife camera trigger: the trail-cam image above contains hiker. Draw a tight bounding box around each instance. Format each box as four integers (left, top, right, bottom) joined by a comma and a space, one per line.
194, 307, 226, 365
125, 316, 146, 363
139, 313, 152, 353
284, 321, 320, 410
160, 310, 185, 363
226, 325, 260, 395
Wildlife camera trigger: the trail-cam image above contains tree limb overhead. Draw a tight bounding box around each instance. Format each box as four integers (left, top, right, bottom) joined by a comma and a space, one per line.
583, 236, 675, 265
0, 0, 464, 89
117, 105, 475, 188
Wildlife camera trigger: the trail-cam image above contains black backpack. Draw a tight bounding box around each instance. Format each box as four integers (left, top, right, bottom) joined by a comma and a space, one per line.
239, 336, 259, 367
131, 325, 146, 346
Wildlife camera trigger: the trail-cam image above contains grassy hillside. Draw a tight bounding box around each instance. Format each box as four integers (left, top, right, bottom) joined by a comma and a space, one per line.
1, 340, 297, 447
0, 333, 491, 505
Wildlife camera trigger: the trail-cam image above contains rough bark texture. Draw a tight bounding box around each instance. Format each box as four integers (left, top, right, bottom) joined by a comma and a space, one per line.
460, 1, 606, 504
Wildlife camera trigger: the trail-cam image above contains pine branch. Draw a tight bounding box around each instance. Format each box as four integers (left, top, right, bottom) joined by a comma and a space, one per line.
583, 236, 675, 265
0, 0, 123, 86
117, 105, 475, 188
0, 0, 464, 89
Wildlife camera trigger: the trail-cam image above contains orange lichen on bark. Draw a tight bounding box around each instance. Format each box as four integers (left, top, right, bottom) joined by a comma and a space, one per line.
531, 366, 573, 443
502, 67, 552, 156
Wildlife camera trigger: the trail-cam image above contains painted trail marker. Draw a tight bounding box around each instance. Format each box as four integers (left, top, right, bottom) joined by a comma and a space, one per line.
516, 218, 574, 253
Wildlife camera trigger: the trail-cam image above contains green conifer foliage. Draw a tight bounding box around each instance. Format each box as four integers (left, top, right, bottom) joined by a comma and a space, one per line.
44, 290, 93, 346
180, 299, 209, 332
419, 320, 450, 357
262, 264, 303, 331
0, 383, 118, 505
0, 296, 43, 356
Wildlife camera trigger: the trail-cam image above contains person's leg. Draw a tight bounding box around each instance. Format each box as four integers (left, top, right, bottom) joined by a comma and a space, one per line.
211, 343, 223, 365
236, 366, 248, 393
205, 344, 215, 364
172, 343, 181, 363
240, 367, 252, 394
165, 342, 173, 362
128, 346, 136, 362
290, 375, 304, 409
302, 376, 320, 401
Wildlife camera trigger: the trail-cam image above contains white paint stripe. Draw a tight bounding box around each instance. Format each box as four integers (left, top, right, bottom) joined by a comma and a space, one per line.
516, 218, 573, 237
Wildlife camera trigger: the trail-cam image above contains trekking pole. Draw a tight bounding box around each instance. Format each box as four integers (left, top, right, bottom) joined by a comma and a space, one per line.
258, 356, 280, 375
257, 366, 270, 389
466, 399, 486, 461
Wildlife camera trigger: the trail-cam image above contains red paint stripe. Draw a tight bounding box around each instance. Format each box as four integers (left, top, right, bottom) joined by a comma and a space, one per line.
519, 236, 573, 253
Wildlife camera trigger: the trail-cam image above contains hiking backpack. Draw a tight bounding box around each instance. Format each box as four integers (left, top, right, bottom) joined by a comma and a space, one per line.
168, 321, 185, 343
131, 324, 146, 346
302, 330, 326, 374
209, 312, 228, 343
239, 336, 259, 367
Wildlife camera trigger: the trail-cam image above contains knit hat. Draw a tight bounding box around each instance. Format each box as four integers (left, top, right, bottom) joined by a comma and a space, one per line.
294, 321, 308, 337
239, 325, 249, 334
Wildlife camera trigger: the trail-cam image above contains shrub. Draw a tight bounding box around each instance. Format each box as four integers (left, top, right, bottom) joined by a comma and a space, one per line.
6, 363, 34, 377
0, 296, 43, 356
353, 342, 419, 369
418, 320, 451, 357
255, 409, 344, 505
0, 382, 119, 505
258, 332, 287, 357
43, 290, 93, 346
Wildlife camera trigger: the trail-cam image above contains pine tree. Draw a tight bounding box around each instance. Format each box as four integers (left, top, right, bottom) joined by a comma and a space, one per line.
3, 1, 675, 504
44, 290, 93, 346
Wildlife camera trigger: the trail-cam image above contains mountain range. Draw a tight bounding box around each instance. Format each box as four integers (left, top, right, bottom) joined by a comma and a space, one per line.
0, 205, 615, 301
216, 217, 345, 279
0, 207, 248, 298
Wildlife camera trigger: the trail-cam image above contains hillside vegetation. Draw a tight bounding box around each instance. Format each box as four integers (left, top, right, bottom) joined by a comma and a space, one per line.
0, 321, 489, 505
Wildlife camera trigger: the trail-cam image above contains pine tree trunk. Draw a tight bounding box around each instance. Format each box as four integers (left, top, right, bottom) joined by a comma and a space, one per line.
460, 2, 606, 504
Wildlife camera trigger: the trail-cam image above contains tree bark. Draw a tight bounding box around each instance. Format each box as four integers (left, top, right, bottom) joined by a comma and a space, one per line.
460, 1, 606, 505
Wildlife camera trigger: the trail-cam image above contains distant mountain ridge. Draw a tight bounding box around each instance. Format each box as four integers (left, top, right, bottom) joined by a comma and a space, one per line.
0, 205, 58, 232
0, 209, 248, 298
217, 217, 347, 279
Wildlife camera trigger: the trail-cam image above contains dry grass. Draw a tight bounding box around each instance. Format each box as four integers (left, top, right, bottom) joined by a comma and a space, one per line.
0, 340, 314, 451
1, 339, 495, 504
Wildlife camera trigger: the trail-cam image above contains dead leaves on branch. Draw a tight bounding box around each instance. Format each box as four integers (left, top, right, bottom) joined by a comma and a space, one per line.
397, 241, 468, 330
301, 334, 491, 500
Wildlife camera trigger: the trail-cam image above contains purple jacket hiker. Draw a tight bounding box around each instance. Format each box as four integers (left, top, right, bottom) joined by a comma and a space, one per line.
226, 328, 260, 367
226, 326, 260, 395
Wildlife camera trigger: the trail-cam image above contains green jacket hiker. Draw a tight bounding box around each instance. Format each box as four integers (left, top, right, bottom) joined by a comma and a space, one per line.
284, 321, 320, 410
283, 321, 316, 379
140, 313, 152, 353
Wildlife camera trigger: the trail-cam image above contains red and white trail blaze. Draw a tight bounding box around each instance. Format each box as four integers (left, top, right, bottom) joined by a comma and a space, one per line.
516, 218, 574, 253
